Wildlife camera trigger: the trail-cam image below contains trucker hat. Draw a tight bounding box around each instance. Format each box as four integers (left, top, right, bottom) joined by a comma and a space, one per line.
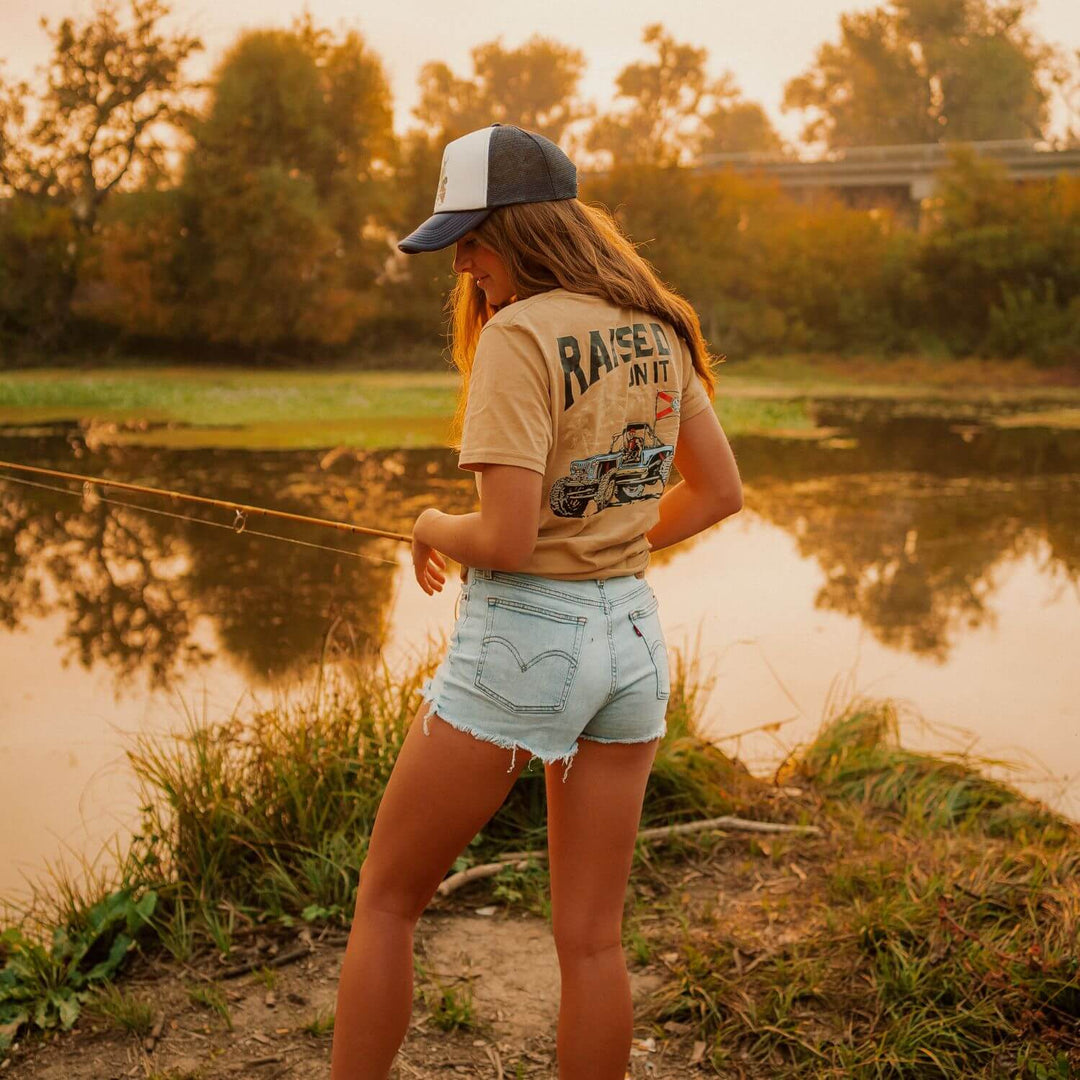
397, 123, 578, 254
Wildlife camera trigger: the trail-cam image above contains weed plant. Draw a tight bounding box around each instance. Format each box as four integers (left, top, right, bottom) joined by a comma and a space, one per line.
85, 982, 156, 1037
187, 983, 232, 1031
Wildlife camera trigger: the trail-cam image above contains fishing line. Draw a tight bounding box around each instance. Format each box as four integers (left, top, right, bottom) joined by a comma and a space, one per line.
0, 459, 414, 543
0, 471, 405, 567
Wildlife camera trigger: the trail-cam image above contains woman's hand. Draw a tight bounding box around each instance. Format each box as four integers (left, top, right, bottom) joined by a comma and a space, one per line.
412, 508, 447, 595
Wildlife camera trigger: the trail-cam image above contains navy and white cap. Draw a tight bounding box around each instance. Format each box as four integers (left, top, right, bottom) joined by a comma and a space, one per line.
397, 123, 578, 254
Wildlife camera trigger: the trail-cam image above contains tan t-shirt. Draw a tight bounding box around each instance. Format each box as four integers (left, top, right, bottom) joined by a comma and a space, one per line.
458, 287, 713, 580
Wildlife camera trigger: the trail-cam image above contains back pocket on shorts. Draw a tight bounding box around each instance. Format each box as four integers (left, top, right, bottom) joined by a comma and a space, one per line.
628, 594, 670, 700
475, 597, 587, 713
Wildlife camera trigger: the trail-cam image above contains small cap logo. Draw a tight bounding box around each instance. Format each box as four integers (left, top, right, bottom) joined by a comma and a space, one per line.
435, 159, 449, 209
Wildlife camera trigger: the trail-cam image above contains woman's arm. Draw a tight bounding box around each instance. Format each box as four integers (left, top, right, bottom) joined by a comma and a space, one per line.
646, 405, 743, 553
411, 464, 543, 592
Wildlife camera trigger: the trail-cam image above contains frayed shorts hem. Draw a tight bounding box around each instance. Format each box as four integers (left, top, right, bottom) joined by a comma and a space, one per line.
577, 726, 666, 746
419, 678, 580, 782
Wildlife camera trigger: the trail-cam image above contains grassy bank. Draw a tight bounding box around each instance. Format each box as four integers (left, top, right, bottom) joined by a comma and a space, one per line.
1, 641, 1077, 1077
1, 356, 1077, 451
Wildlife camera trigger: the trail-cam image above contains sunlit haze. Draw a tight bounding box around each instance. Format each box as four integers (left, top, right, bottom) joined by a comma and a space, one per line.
2, 0, 1078, 144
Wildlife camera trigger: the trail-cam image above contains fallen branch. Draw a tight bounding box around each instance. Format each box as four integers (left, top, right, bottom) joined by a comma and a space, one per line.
436, 814, 822, 896
639, 815, 822, 841
485, 1043, 505, 1079
436, 859, 536, 896
220, 943, 311, 980
228, 1055, 285, 1072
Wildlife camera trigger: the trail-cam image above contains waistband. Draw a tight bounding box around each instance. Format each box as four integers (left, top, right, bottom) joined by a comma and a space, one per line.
465, 566, 644, 583
462, 565, 649, 608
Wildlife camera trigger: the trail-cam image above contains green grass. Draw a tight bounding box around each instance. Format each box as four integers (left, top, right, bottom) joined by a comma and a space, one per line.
421, 977, 476, 1032
117, 636, 759, 928
85, 982, 156, 1037
0, 369, 460, 449
0, 366, 813, 449
793, 699, 1067, 839
0, 368, 459, 423
2, 358, 1075, 450
723, 353, 1080, 395
650, 835, 1079, 1076
0, 634, 762, 1056
302, 1007, 335, 1038
187, 983, 233, 1031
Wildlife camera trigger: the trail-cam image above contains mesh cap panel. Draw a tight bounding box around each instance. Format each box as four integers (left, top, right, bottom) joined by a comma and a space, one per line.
487, 126, 577, 206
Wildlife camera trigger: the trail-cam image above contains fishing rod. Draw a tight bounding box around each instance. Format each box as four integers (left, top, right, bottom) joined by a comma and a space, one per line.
0, 459, 415, 545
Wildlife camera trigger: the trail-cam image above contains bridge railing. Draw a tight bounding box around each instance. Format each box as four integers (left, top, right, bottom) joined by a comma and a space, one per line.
696, 139, 1063, 170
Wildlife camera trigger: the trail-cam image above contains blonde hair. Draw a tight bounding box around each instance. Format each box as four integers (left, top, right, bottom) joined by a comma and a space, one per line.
443, 197, 723, 448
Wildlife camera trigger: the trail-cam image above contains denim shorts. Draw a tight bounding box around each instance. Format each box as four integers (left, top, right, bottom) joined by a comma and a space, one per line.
418, 566, 669, 783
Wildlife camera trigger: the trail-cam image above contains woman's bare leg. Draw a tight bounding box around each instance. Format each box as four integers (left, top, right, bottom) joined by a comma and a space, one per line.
330, 705, 531, 1079
545, 736, 661, 1080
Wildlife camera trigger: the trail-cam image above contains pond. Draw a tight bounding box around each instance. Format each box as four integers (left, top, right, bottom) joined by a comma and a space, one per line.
1, 400, 1078, 900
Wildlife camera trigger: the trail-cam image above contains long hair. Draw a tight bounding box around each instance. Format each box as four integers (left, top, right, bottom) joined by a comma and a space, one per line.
444, 197, 724, 448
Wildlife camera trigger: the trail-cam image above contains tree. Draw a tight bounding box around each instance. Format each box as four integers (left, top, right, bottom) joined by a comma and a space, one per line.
0, 199, 78, 346
188, 17, 394, 201
783, 0, 1053, 148
586, 23, 782, 167
0, 0, 200, 345
412, 35, 590, 146
0, 0, 201, 229
180, 20, 396, 347
300, 16, 399, 288
700, 73, 786, 156
190, 165, 358, 347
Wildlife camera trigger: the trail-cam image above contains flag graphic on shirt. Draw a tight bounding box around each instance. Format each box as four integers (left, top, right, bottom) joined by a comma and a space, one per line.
655, 390, 680, 421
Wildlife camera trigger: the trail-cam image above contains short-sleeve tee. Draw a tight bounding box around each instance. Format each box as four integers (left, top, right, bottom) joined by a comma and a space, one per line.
458, 287, 713, 580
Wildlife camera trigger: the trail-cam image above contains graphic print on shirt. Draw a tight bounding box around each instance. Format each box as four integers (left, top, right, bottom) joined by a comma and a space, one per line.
549, 392, 677, 518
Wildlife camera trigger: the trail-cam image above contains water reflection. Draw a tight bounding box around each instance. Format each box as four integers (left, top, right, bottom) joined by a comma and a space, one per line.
0, 433, 477, 690
1, 406, 1078, 896
1, 411, 1078, 693
735, 415, 1079, 661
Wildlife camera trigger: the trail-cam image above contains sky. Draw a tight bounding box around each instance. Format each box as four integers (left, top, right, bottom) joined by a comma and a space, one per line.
1, 0, 1077, 144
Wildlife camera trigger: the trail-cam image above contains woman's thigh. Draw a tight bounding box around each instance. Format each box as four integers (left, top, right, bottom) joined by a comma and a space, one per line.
355, 701, 532, 922
544, 735, 660, 956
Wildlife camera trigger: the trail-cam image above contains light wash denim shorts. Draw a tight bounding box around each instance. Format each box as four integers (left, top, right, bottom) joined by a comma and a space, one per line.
418, 566, 669, 782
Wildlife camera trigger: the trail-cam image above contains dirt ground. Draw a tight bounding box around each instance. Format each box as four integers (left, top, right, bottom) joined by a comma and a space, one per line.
3, 814, 827, 1079
2, 912, 695, 1080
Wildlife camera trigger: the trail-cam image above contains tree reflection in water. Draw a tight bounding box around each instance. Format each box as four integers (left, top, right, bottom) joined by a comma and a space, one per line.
0, 431, 478, 693
736, 413, 1080, 661
0, 410, 1077, 693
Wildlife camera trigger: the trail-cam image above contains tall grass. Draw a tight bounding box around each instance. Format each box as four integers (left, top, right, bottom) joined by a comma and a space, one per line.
127, 634, 768, 926
128, 649, 435, 925
647, 697, 1080, 1077
793, 697, 1067, 839
3, 638, 1076, 1076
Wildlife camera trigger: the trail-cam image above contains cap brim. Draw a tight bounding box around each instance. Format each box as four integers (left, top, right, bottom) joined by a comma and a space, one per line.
397, 209, 493, 253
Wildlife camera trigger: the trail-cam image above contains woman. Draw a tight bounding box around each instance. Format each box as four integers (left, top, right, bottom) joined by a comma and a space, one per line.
331, 123, 743, 1080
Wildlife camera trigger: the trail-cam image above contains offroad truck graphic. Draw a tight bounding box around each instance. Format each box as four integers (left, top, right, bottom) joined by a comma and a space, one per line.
549, 421, 674, 518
